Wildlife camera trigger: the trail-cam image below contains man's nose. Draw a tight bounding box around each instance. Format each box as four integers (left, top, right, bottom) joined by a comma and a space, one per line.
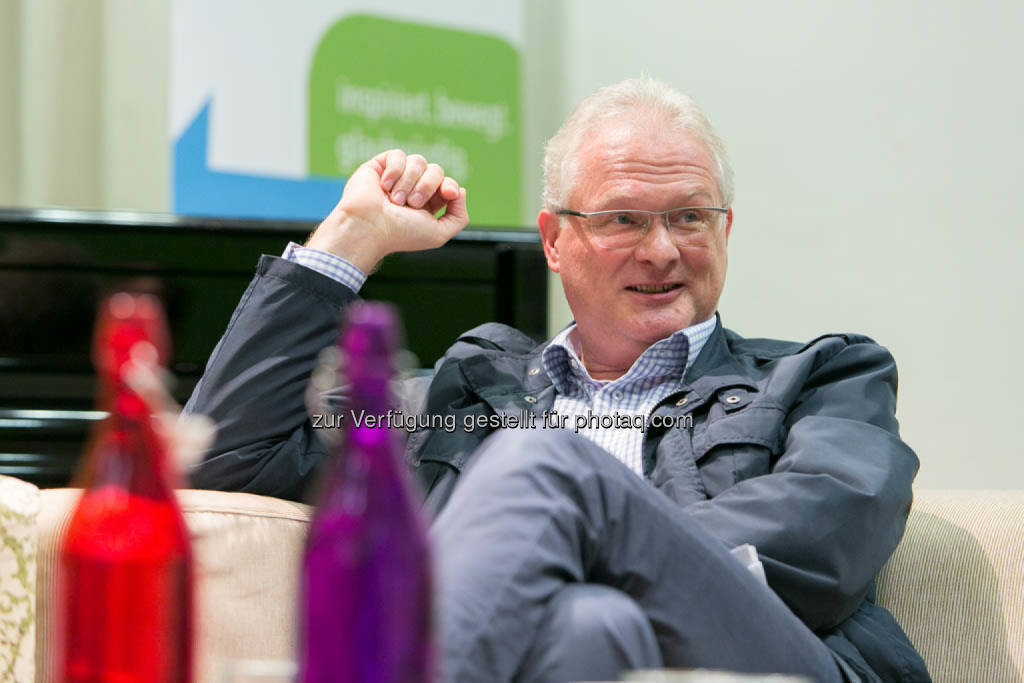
633, 215, 679, 267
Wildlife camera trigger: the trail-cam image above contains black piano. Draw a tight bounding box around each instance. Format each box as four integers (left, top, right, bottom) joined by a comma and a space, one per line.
0, 208, 547, 487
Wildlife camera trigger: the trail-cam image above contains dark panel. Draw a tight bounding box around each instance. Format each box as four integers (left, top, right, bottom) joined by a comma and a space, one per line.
0, 208, 546, 487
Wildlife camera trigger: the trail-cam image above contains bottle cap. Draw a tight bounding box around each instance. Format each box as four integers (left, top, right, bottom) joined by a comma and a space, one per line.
92, 292, 170, 380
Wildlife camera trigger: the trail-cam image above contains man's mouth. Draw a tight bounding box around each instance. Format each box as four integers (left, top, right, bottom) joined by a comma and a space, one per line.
626, 283, 681, 294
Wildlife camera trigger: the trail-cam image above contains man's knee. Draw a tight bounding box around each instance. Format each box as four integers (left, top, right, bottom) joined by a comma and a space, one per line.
517, 584, 662, 682
551, 584, 658, 654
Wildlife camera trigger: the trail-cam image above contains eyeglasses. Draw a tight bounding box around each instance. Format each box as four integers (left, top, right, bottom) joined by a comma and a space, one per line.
556, 206, 729, 249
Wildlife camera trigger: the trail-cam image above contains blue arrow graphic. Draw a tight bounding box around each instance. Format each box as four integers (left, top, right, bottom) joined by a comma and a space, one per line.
173, 100, 346, 221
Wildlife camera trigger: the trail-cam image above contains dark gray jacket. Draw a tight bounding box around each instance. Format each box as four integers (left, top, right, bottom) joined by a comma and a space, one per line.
187, 256, 930, 682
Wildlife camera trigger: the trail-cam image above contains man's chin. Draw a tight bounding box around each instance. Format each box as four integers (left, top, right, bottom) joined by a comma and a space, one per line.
633, 309, 700, 339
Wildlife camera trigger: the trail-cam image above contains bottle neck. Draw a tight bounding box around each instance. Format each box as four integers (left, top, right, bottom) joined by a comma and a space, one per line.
110, 379, 149, 420
350, 374, 389, 410
313, 381, 401, 508
83, 377, 171, 495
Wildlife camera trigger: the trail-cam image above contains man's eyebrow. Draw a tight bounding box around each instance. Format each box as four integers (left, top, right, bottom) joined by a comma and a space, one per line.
675, 190, 715, 204
593, 190, 716, 210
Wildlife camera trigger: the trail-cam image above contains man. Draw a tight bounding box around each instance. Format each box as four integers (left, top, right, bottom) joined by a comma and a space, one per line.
187, 78, 929, 682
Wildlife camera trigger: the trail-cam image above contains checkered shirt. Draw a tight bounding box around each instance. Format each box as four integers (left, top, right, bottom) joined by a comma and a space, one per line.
541, 317, 716, 476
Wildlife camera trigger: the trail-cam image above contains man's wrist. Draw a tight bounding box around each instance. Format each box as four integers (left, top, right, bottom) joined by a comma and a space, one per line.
305, 210, 387, 273
282, 243, 367, 292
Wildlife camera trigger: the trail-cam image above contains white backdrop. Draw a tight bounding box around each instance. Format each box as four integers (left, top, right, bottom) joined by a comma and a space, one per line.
534, 0, 1024, 489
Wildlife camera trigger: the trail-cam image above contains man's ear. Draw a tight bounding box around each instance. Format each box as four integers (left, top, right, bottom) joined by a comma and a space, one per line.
537, 209, 562, 273
725, 208, 734, 241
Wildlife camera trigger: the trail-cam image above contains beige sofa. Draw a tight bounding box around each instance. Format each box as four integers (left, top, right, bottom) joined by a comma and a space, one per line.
2, 483, 1021, 682
33, 489, 314, 683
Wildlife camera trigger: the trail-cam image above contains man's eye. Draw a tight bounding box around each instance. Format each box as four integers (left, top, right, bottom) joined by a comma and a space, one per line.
669, 209, 704, 226
592, 212, 639, 230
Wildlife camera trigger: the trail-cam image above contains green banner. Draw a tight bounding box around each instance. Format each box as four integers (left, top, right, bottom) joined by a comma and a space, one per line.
309, 14, 522, 227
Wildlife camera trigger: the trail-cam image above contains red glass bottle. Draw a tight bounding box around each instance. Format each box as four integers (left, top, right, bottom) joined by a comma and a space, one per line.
299, 302, 434, 683
59, 293, 193, 683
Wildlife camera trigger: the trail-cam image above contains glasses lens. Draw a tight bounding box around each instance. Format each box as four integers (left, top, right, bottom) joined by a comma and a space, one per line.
666, 207, 715, 229
666, 208, 719, 246
584, 211, 649, 248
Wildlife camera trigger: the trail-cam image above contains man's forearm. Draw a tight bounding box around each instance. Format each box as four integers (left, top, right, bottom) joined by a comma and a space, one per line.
184, 255, 359, 500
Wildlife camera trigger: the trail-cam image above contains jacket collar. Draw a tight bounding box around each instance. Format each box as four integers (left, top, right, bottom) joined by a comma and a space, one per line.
676, 314, 758, 410
460, 343, 558, 414
458, 314, 758, 416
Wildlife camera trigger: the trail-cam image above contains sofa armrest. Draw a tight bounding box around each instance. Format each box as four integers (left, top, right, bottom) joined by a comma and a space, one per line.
876, 489, 1024, 681
35, 488, 312, 682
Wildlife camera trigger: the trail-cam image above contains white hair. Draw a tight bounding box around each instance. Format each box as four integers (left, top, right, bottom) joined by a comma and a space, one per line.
542, 77, 734, 210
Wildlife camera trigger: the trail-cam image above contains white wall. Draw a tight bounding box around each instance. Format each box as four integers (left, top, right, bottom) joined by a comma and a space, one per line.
539, 0, 1024, 489
17, 0, 103, 209
0, 1, 19, 205
0, 0, 168, 211
100, 0, 170, 212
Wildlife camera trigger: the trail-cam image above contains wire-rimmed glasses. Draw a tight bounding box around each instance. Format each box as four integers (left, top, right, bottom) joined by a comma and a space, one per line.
556, 206, 728, 249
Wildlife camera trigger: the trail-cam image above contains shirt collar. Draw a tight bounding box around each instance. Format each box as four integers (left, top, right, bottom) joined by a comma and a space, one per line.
541, 314, 718, 394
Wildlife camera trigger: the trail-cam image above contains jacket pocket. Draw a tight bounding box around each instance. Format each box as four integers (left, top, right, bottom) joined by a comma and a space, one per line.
691, 403, 784, 497
696, 443, 774, 497
692, 402, 784, 460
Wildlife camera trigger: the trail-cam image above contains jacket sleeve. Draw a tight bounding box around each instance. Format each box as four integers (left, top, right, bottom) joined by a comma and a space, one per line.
683, 338, 918, 631
183, 255, 359, 501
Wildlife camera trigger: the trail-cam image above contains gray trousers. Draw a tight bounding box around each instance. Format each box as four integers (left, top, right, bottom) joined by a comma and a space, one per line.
431, 429, 847, 683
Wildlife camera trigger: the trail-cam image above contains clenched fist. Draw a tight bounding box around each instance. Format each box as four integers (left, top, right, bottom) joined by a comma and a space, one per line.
306, 149, 469, 272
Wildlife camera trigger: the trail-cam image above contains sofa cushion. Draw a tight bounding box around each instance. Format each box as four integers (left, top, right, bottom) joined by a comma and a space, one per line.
35, 488, 312, 682
876, 489, 1024, 681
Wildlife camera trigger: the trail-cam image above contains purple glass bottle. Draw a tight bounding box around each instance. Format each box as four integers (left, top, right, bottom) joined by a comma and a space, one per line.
300, 302, 434, 683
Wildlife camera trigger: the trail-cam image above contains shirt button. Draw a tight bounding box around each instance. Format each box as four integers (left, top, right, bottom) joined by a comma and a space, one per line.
725, 395, 741, 404
528, 367, 540, 376
524, 395, 537, 404
676, 397, 688, 406
612, 390, 624, 401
